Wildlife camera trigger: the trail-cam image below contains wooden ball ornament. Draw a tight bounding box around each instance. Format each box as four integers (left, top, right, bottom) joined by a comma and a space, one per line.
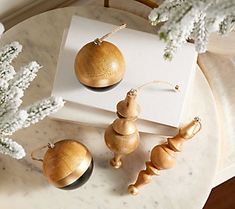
128, 117, 202, 195
31, 139, 93, 190
74, 24, 126, 90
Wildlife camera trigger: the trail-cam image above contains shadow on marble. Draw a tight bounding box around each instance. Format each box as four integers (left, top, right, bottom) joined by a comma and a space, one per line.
92, 131, 163, 196
0, 116, 167, 195
0, 119, 105, 193
0, 157, 49, 193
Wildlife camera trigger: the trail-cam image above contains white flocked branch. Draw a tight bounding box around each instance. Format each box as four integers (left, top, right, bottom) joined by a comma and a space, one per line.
0, 41, 64, 159
149, 0, 235, 60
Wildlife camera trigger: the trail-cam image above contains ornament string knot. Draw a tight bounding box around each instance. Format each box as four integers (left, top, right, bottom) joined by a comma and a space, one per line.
31, 140, 56, 162
48, 142, 55, 149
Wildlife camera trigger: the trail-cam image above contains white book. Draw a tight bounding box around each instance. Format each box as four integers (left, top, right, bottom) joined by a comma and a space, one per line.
51, 16, 197, 134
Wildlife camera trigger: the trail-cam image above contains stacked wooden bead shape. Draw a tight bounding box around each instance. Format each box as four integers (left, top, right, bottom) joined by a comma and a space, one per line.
104, 89, 140, 168
128, 117, 202, 195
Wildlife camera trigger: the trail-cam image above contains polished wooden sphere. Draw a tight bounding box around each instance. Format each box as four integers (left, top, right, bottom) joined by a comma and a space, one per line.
150, 144, 176, 170
43, 139, 93, 190
75, 40, 125, 89
104, 124, 140, 155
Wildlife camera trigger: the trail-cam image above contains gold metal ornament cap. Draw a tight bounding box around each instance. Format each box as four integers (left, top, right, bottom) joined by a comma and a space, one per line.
74, 40, 125, 88
42, 139, 93, 189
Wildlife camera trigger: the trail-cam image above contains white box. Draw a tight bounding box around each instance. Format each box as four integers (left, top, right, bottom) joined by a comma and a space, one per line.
51, 16, 197, 133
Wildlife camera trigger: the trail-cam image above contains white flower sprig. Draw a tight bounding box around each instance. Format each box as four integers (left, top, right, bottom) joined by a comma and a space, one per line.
0, 41, 64, 159
149, 0, 235, 60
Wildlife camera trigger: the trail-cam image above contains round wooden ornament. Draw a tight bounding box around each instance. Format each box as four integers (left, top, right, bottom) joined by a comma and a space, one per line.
74, 24, 126, 90
31, 139, 93, 190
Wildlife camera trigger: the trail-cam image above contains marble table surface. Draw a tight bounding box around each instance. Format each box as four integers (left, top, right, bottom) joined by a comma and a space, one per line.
0, 6, 220, 209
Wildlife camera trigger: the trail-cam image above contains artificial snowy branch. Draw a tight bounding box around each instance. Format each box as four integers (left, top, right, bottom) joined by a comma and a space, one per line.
0, 42, 22, 65
23, 96, 64, 128
0, 137, 26, 159
0, 110, 28, 136
9, 61, 41, 91
149, 0, 235, 59
0, 86, 23, 117
0, 41, 64, 160
0, 64, 15, 81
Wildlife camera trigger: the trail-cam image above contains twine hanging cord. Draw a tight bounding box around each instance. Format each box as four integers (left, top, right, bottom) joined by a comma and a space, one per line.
191, 117, 202, 136
31, 143, 55, 162
94, 23, 127, 45
133, 80, 180, 93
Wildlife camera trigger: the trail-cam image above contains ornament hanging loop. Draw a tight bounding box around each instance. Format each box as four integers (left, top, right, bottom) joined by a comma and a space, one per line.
191, 117, 202, 137
31, 142, 55, 162
179, 117, 202, 140
134, 80, 180, 93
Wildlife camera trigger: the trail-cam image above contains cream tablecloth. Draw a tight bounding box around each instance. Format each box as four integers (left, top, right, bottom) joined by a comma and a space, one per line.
198, 34, 235, 185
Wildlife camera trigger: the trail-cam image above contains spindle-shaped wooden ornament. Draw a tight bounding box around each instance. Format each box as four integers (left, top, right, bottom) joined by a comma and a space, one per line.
105, 89, 140, 168
74, 24, 126, 91
31, 139, 93, 190
128, 117, 202, 195
104, 80, 179, 169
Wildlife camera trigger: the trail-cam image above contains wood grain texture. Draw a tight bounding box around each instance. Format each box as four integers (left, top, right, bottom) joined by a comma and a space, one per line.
104, 90, 140, 169
75, 40, 125, 88
43, 139, 92, 188
104, 0, 158, 8
128, 118, 202, 195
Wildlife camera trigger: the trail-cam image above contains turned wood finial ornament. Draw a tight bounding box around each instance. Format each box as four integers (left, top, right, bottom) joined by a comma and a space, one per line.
128, 117, 202, 195
105, 89, 140, 168
31, 139, 93, 190
74, 24, 126, 90
104, 81, 179, 169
